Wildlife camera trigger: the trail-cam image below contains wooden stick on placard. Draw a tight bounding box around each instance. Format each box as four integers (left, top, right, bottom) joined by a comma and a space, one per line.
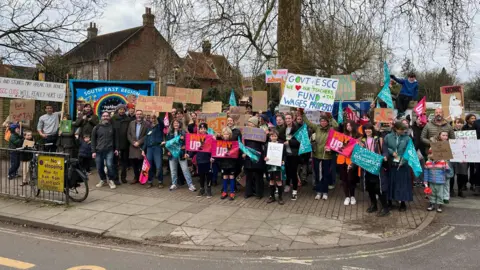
60, 73, 69, 121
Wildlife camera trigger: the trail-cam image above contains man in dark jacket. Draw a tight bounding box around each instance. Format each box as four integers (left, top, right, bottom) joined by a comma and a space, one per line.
74, 104, 99, 138
111, 104, 134, 184
91, 112, 119, 189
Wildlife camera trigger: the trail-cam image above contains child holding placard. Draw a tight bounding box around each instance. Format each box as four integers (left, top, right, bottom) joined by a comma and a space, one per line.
265, 129, 286, 205
212, 127, 237, 200
190, 123, 213, 198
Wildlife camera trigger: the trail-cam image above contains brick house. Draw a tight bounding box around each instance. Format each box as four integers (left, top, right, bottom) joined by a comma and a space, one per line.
63, 7, 181, 95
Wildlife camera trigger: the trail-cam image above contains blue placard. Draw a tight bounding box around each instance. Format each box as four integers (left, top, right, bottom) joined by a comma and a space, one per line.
350, 144, 384, 175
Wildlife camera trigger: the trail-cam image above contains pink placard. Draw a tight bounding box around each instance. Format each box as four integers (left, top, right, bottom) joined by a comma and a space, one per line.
325, 129, 358, 157
139, 158, 151, 184
211, 140, 240, 158
186, 133, 214, 153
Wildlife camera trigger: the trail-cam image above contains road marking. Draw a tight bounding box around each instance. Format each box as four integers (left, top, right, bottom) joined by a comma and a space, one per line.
67, 266, 106, 270
454, 233, 474, 241
0, 256, 35, 269
342, 267, 373, 270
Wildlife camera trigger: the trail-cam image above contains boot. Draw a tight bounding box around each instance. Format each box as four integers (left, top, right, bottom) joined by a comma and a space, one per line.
266, 185, 276, 203
399, 201, 407, 212
366, 204, 378, 213
458, 190, 466, 198
377, 208, 390, 217
197, 188, 205, 197
206, 187, 212, 198
277, 185, 285, 205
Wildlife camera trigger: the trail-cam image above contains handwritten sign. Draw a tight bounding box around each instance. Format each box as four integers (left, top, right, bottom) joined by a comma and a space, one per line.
455, 130, 477, 140
350, 145, 384, 175
9, 99, 35, 121
37, 155, 65, 192
450, 139, 480, 162
211, 140, 239, 158
252, 91, 268, 112
305, 110, 321, 125
325, 129, 357, 157
266, 142, 284, 166
374, 108, 394, 123
186, 133, 214, 153
22, 140, 34, 148
230, 114, 245, 127
166, 86, 202, 104
0, 76, 66, 102
280, 73, 338, 112
331, 75, 356, 100
230, 106, 246, 114
440, 85, 464, 120
198, 113, 227, 134
242, 127, 267, 142
202, 101, 222, 113
265, 69, 288, 83
135, 96, 173, 112
431, 141, 453, 160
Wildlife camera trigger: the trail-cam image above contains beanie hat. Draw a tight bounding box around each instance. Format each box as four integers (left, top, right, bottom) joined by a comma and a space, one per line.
260, 114, 269, 123
9, 123, 19, 130
127, 103, 135, 109
248, 116, 259, 127
199, 123, 208, 130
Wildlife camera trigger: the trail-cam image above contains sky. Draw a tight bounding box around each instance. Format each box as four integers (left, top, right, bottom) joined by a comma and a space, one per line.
82, 0, 480, 83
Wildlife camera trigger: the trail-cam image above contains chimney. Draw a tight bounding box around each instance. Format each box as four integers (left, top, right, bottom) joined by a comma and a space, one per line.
87, 22, 98, 39
143, 7, 155, 27
202, 40, 211, 56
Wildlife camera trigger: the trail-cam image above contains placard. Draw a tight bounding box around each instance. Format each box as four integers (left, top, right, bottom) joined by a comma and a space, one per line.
440, 85, 464, 120
37, 155, 65, 192
186, 133, 214, 153
252, 91, 268, 112
455, 130, 477, 140
22, 140, 35, 148
230, 106, 246, 114
374, 108, 394, 123
450, 139, 480, 162
431, 141, 453, 161
230, 114, 245, 127
242, 127, 267, 142
331, 75, 356, 100
265, 69, 288, 84
135, 96, 173, 112
166, 86, 202, 104
266, 142, 284, 166
325, 129, 357, 157
350, 145, 384, 175
59, 120, 72, 134
202, 101, 222, 113
9, 99, 35, 121
280, 73, 338, 112
198, 113, 227, 134
0, 76, 65, 102
211, 140, 239, 158
305, 110, 321, 125
278, 105, 290, 113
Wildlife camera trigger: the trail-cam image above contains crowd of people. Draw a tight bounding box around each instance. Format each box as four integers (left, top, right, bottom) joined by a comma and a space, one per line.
4, 73, 480, 215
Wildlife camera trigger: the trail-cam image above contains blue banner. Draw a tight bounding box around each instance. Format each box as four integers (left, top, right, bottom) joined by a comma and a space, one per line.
376, 61, 394, 108
238, 138, 260, 163
293, 124, 312, 155
229, 89, 237, 106
165, 135, 182, 159
351, 144, 384, 175
402, 139, 423, 177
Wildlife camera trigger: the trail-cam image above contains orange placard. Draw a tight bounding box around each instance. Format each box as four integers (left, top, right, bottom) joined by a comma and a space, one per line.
198, 113, 227, 134
374, 108, 394, 123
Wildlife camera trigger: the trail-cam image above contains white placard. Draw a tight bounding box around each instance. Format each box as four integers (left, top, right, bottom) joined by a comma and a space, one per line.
305, 110, 321, 125
266, 142, 284, 166
455, 130, 477, 140
450, 139, 480, 163
0, 76, 66, 102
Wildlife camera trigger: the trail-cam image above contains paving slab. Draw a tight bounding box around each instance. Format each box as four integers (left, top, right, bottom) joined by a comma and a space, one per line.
102, 193, 141, 203
233, 208, 271, 221
48, 208, 98, 225
108, 216, 160, 238
104, 203, 149, 215
248, 235, 292, 249
136, 208, 179, 222
77, 200, 120, 211
165, 212, 196, 225
21, 205, 66, 220
0, 202, 39, 215
128, 197, 167, 206
77, 212, 129, 231
143, 223, 178, 239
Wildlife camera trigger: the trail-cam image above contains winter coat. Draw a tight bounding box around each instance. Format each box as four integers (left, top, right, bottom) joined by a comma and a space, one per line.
391, 75, 419, 98
111, 113, 134, 150
91, 122, 117, 153
383, 131, 411, 166
78, 140, 92, 158
283, 124, 301, 156
166, 129, 187, 161
56, 133, 76, 149
420, 120, 455, 152
424, 160, 451, 184
74, 111, 99, 138
303, 114, 339, 160
142, 118, 165, 151
412, 122, 426, 157
360, 136, 388, 193
8, 132, 23, 149
127, 120, 148, 159
243, 139, 265, 170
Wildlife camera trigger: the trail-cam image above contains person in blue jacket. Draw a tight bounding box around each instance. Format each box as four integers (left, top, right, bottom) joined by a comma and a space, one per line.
141, 112, 165, 188
391, 72, 418, 115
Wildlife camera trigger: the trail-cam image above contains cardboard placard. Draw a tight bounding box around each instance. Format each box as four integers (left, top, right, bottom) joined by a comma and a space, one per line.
229, 106, 246, 114
431, 141, 453, 161
305, 110, 321, 125
242, 127, 267, 142
440, 85, 464, 120
374, 108, 394, 123
166, 86, 203, 104
22, 140, 35, 148
135, 96, 173, 112
9, 99, 35, 121
198, 113, 227, 134
265, 69, 288, 84
59, 120, 72, 134
331, 75, 356, 100
252, 91, 268, 112
202, 101, 222, 113
230, 114, 245, 127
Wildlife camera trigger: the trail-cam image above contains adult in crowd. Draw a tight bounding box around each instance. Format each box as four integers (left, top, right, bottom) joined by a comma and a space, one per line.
127, 104, 136, 117
296, 114, 311, 186
142, 112, 165, 188
2, 115, 30, 135
281, 112, 300, 200
92, 112, 118, 189
275, 114, 286, 141
338, 120, 359, 206
463, 113, 477, 190
384, 121, 412, 212
37, 104, 61, 152
391, 72, 418, 114
420, 108, 455, 154
127, 110, 148, 184
452, 118, 468, 197
243, 116, 266, 199
188, 112, 198, 133
226, 116, 242, 184
463, 114, 477, 131
111, 104, 134, 184
73, 104, 99, 139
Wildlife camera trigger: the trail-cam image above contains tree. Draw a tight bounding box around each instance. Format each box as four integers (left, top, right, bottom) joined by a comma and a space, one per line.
401, 58, 416, 77
0, 0, 104, 64
465, 73, 480, 102
416, 68, 456, 102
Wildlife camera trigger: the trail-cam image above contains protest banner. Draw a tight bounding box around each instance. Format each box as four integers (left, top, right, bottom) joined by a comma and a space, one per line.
440, 85, 464, 120
166, 86, 202, 104
252, 91, 268, 112
211, 140, 239, 158
230, 114, 245, 127
280, 73, 338, 112
278, 105, 290, 113
331, 74, 356, 100
266, 142, 284, 166
305, 110, 321, 125
198, 113, 227, 134
202, 101, 222, 113
230, 106, 246, 114
431, 141, 453, 161
186, 133, 214, 153
139, 158, 151, 184
350, 145, 384, 175
135, 96, 173, 112
9, 99, 35, 121
455, 130, 477, 140
449, 139, 480, 162
265, 69, 288, 83
242, 127, 267, 142
0, 76, 66, 102
374, 108, 394, 123
325, 129, 357, 157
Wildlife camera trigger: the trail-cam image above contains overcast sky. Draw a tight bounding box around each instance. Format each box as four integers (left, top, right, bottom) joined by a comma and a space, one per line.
90, 0, 480, 82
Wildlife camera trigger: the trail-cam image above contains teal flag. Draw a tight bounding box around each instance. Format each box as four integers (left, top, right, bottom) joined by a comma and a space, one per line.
207, 128, 215, 135
229, 89, 237, 106
376, 100, 381, 108
377, 61, 394, 108
402, 139, 423, 177
238, 138, 260, 163
165, 135, 182, 159
338, 100, 344, 124
351, 145, 384, 175
293, 124, 312, 155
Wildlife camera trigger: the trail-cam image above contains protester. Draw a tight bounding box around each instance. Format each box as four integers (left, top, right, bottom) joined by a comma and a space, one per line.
452, 119, 468, 197
188, 112, 198, 133
37, 104, 61, 152
275, 114, 286, 142
127, 103, 136, 117
280, 112, 300, 200
214, 127, 237, 200
463, 114, 477, 130
420, 108, 455, 154
20, 130, 34, 186
78, 134, 92, 174
111, 104, 134, 184
462, 114, 477, 191
74, 104, 99, 139
8, 123, 23, 180
338, 121, 359, 206
265, 129, 285, 205
141, 112, 165, 189
91, 112, 118, 189
190, 123, 212, 197
243, 116, 266, 199
296, 114, 310, 186
127, 110, 148, 184
391, 72, 418, 114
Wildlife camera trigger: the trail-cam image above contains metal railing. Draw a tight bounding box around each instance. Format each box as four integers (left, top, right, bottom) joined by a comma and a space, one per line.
0, 147, 69, 204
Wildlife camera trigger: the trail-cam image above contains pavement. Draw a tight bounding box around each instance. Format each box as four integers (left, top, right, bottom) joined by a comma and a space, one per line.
0, 171, 435, 251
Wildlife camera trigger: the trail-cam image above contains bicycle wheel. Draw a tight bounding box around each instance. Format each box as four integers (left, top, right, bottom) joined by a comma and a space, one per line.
67, 178, 89, 202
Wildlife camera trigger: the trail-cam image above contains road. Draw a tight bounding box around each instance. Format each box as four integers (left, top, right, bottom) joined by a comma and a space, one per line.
0, 197, 479, 270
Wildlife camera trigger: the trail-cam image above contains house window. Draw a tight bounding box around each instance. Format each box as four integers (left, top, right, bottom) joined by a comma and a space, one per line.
92, 65, 99, 80
166, 69, 176, 85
